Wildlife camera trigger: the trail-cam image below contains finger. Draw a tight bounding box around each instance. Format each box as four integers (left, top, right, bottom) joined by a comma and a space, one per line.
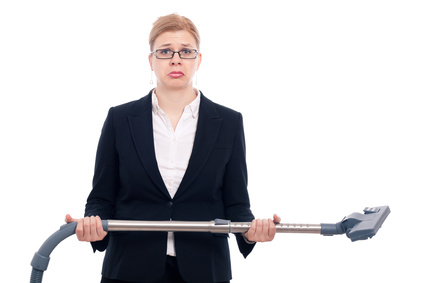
273, 214, 281, 224
65, 214, 79, 223
255, 219, 264, 241
268, 219, 276, 240
90, 216, 99, 241
95, 216, 107, 239
83, 216, 91, 241
261, 219, 270, 241
75, 218, 84, 241
246, 219, 256, 239
95, 216, 104, 233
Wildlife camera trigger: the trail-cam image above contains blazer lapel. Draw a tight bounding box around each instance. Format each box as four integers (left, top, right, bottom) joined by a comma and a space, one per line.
174, 94, 222, 199
128, 93, 171, 199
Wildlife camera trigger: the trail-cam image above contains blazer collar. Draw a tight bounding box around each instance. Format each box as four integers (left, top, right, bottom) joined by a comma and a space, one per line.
174, 92, 222, 199
128, 90, 170, 199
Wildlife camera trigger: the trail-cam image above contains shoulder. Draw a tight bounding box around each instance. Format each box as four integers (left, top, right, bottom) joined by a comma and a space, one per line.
200, 92, 242, 121
112, 92, 152, 114
104, 91, 152, 121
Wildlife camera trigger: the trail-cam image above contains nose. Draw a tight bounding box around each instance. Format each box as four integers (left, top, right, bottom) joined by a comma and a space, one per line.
170, 52, 182, 65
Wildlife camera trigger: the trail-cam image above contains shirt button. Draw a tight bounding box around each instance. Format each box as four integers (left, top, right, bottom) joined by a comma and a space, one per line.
167, 201, 173, 208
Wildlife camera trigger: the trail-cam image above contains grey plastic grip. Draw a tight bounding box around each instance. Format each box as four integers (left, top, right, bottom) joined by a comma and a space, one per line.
102, 219, 109, 231
321, 222, 345, 236
31, 222, 77, 272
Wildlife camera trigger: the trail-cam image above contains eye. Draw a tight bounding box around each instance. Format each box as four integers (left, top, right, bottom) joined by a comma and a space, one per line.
158, 49, 172, 55
181, 49, 193, 55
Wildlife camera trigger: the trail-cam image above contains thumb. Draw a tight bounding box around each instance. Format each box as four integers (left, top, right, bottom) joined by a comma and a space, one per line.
65, 214, 79, 223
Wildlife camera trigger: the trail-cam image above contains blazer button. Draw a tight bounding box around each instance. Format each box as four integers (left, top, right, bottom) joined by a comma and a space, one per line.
167, 201, 173, 208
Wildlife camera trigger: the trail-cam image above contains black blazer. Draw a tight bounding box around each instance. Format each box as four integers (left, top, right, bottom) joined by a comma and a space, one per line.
85, 90, 255, 282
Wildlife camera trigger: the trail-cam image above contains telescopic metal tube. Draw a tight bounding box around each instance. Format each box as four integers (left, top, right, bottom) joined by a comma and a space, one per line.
226, 222, 322, 234
106, 220, 322, 234
107, 220, 229, 233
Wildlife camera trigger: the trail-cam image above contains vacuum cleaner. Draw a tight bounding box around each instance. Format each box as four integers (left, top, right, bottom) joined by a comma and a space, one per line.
30, 205, 390, 283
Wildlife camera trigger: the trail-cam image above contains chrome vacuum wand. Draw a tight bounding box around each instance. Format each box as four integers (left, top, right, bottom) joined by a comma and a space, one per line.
30, 206, 390, 283
104, 219, 323, 234
103, 206, 389, 241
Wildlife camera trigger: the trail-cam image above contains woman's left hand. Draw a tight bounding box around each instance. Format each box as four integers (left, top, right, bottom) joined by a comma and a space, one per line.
244, 214, 281, 243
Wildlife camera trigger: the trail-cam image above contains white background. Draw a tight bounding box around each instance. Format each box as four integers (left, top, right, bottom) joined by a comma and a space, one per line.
1, 0, 423, 282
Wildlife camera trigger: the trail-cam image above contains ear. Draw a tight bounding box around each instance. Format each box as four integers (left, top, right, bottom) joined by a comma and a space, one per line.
148, 53, 153, 70
196, 52, 202, 71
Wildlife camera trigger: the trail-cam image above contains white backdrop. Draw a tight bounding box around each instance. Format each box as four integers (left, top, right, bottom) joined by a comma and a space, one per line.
1, 1, 423, 282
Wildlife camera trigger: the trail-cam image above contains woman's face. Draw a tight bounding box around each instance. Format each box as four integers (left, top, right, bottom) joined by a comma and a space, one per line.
149, 30, 201, 91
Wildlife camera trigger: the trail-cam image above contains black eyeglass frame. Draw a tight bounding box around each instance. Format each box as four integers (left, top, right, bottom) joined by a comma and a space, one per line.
151, 49, 199, 59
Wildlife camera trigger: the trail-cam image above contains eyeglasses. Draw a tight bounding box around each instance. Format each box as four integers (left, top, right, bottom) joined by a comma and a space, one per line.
151, 49, 199, 59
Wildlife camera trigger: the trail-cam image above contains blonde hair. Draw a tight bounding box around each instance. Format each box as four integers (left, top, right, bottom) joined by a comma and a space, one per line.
149, 14, 200, 51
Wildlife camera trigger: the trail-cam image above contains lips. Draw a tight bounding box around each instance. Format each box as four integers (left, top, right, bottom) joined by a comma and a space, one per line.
168, 71, 184, 78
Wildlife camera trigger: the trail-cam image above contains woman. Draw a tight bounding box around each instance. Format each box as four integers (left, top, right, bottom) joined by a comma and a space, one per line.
66, 14, 280, 283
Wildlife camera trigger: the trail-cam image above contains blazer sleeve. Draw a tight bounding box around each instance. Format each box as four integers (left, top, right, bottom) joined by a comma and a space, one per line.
222, 113, 256, 258
85, 107, 120, 252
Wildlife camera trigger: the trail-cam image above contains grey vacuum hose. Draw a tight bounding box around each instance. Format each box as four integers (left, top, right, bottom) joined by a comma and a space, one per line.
30, 222, 77, 283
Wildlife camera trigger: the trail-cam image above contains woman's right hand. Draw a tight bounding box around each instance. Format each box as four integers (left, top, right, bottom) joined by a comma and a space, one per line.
65, 214, 108, 242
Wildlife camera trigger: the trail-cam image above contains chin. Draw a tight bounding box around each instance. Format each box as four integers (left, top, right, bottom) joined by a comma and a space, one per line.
160, 80, 193, 90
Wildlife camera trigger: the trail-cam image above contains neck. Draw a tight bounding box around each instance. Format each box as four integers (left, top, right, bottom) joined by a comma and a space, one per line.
155, 84, 197, 113
154, 85, 197, 131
